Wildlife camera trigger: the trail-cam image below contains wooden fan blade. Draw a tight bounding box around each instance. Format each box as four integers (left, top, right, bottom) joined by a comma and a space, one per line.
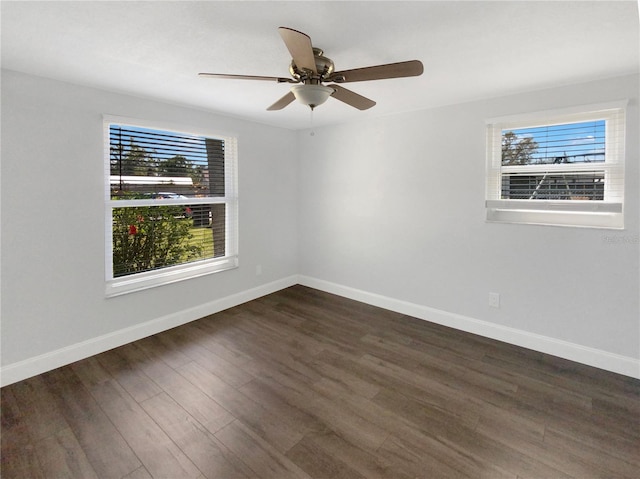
267, 91, 296, 111
278, 27, 317, 74
329, 84, 376, 110
330, 60, 423, 83
199, 73, 296, 83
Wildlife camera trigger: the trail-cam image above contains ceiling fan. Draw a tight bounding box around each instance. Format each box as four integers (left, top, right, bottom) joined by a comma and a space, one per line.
199, 27, 424, 111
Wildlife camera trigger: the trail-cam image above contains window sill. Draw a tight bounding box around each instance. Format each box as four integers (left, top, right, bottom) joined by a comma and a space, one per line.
105, 256, 238, 298
486, 201, 623, 229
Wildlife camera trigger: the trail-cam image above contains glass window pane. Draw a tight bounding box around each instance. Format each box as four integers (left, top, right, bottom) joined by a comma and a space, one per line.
109, 125, 225, 199
501, 172, 605, 200
501, 120, 605, 166
112, 205, 217, 277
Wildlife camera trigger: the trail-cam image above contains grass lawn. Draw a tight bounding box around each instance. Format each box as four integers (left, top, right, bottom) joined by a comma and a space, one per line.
188, 225, 215, 258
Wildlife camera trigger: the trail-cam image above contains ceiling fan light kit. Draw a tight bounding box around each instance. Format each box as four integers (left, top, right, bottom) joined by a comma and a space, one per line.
199, 26, 423, 112
291, 84, 334, 109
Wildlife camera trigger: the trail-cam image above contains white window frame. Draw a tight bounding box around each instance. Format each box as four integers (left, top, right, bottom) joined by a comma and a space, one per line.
103, 115, 239, 297
485, 101, 626, 229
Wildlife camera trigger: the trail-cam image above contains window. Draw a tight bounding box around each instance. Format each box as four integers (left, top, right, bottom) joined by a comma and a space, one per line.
104, 117, 238, 296
486, 102, 626, 228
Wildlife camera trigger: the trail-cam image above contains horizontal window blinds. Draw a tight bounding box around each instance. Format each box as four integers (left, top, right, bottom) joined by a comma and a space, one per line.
109, 125, 227, 199
501, 120, 606, 166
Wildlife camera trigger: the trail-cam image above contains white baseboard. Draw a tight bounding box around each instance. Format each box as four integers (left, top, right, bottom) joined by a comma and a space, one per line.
3, 274, 638, 386
0, 276, 298, 387
298, 275, 640, 379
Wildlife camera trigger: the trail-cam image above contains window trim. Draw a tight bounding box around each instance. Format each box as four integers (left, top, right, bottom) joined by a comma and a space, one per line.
103, 115, 239, 297
485, 101, 627, 229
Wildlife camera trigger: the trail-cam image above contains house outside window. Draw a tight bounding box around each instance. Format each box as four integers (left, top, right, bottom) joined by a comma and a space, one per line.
486, 102, 626, 229
104, 117, 238, 296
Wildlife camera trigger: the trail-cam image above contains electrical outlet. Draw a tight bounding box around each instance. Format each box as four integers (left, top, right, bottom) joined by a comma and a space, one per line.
489, 292, 500, 308
256, 264, 262, 276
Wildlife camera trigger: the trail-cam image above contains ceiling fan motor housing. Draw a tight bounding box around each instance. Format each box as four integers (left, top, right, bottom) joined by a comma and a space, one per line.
290, 48, 335, 83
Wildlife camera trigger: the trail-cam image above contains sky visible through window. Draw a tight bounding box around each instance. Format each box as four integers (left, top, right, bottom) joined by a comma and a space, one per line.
503, 120, 605, 165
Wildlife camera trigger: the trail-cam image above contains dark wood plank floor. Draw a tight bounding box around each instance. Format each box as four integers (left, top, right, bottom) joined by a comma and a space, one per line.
2, 285, 639, 478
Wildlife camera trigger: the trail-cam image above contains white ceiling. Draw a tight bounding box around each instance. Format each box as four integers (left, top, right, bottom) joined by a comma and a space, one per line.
2, 1, 638, 130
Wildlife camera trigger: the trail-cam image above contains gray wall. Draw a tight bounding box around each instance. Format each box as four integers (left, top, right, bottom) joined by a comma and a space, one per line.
298, 74, 639, 361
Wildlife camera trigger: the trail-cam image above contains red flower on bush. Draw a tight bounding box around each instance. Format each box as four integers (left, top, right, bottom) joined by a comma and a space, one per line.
128, 224, 138, 235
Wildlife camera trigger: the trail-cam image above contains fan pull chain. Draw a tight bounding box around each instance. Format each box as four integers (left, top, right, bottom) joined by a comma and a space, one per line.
309, 107, 315, 136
